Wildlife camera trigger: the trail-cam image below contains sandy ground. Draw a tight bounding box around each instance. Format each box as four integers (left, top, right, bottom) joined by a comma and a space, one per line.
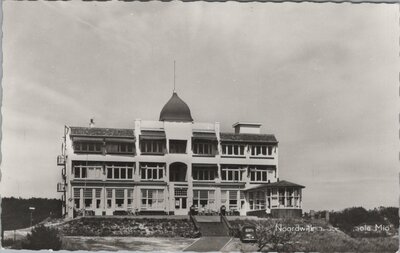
62, 236, 197, 251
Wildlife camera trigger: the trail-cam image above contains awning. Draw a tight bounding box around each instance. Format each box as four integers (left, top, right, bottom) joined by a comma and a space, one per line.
140, 130, 166, 140
192, 132, 217, 141
105, 138, 135, 143
72, 137, 103, 142
192, 164, 218, 168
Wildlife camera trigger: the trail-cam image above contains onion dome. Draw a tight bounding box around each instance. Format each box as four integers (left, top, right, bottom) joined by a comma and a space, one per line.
159, 92, 193, 122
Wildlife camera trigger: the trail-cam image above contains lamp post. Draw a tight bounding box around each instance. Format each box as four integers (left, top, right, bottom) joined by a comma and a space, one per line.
29, 207, 35, 227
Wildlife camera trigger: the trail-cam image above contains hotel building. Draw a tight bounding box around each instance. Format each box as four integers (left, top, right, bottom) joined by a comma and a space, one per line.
57, 92, 304, 218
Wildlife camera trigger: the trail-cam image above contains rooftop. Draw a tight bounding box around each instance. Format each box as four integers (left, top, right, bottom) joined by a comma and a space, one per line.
220, 132, 278, 143
159, 92, 193, 122
70, 127, 135, 138
245, 180, 305, 191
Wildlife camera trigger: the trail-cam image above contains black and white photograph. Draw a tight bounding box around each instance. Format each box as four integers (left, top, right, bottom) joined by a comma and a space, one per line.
1, 1, 398, 252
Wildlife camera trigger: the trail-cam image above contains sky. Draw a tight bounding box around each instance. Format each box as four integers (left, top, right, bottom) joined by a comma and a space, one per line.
1, 1, 399, 211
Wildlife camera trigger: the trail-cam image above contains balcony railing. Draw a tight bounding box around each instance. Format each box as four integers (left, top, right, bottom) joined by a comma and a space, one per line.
57, 155, 65, 166
57, 182, 66, 192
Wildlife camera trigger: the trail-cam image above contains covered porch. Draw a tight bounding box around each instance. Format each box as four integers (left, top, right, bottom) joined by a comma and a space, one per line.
244, 180, 305, 218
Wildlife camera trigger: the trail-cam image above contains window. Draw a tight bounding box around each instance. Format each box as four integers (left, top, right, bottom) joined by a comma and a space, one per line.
271, 188, 278, 207
106, 189, 113, 208
221, 166, 243, 182
140, 140, 165, 154
255, 191, 265, 210
250, 145, 274, 156
73, 162, 102, 179
95, 189, 101, 209
141, 189, 164, 210
74, 188, 81, 209
115, 189, 125, 208
221, 144, 245, 156
74, 142, 102, 154
169, 140, 187, 154
106, 164, 134, 180
279, 189, 285, 206
140, 163, 164, 180
192, 167, 216, 181
249, 166, 270, 182
248, 192, 254, 210
83, 188, 93, 208
127, 189, 134, 208
193, 142, 214, 156
229, 190, 238, 210
286, 188, 294, 207
193, 190, 215, 210
106, 142, 135, 154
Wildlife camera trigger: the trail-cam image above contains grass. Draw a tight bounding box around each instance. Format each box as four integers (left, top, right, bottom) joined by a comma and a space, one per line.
226, 218, 398, 252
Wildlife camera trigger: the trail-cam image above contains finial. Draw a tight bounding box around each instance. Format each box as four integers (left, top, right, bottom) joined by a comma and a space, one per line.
173, 60, 176, 93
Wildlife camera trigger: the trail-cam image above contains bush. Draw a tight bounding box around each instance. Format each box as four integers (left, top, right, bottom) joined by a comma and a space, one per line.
22, 225, 62, 250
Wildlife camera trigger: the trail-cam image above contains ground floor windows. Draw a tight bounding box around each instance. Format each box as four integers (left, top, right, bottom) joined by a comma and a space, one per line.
193, 190, 215, 210
174, 188, 188, 210
141, 189, 164, 210
221, 190, 244, 211
74, 188, 81, 209
248, 187, 302, 210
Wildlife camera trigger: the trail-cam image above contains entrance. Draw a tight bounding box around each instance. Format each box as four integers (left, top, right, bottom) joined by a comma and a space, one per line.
174, 187, 188, 215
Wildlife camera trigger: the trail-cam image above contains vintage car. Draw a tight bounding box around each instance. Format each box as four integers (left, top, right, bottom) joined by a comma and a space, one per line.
240, 225, 257, 243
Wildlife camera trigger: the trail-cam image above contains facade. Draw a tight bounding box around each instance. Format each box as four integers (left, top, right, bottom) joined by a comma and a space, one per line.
57, 92, 304, 218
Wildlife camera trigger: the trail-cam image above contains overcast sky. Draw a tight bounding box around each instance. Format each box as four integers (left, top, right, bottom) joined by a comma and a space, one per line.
2, 1, 398, 211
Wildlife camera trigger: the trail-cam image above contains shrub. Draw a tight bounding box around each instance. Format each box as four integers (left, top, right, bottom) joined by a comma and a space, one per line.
22, 225, 62, 250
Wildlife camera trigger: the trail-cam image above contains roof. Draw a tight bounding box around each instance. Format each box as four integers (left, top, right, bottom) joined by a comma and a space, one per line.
192, 132, 217, 140
140, 130, 166, 139
244, 180, 305, 192
70, 127, 135, 138
159, 92, 193, 122
220, 132, 278, 143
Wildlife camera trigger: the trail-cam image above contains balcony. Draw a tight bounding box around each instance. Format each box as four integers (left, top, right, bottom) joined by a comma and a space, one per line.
57, 182, 66, 192
57, 155, 65, 166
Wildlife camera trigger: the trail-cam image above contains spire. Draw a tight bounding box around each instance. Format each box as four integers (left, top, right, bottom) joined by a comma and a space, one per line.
173, 60, 176, 93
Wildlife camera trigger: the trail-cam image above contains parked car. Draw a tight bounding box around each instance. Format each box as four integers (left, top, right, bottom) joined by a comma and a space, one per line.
240, 225, 257, 243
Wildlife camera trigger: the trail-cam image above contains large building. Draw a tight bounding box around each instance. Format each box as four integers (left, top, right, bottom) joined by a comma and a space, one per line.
57, 92, 304, 218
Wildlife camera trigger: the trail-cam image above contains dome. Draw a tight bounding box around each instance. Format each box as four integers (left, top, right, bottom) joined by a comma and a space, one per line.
159, 92, 193, 122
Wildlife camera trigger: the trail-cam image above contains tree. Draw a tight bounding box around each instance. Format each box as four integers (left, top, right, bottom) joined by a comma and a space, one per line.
22, 225, 62, 250
255, 219, 297, 252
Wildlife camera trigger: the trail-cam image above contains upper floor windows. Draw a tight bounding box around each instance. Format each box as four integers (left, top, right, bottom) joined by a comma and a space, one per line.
140, 163, 165, 181
249, 166, 274, 182
193, 142, 216, 156
74, 142, 102, 154
140, 140, 166, 155
221, 144, 245, 156
250, 145, 273, 157
169, 140, 187, 154
73, 139, 135, 155
106, 142, 135, 154
106, 164, 134, 180
192, 166, 217, 181
72, 161, 102, 179
221, 165, 244, 182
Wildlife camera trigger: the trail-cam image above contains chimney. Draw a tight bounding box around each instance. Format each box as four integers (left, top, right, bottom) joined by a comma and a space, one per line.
89, 118, 95, 128
233, 122, 262, 134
